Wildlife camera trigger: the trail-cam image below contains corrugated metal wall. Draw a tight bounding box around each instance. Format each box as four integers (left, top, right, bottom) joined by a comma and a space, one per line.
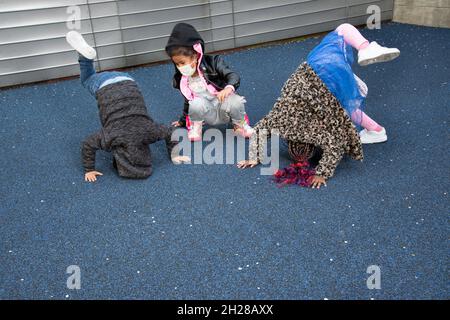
0, 0, 394, 88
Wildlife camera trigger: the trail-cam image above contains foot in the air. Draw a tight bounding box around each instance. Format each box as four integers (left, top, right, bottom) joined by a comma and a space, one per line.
358, 42, 400, 66
66, 31, 97, 60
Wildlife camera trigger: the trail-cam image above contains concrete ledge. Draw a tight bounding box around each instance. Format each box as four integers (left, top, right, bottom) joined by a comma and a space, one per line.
393, 0, 450, 28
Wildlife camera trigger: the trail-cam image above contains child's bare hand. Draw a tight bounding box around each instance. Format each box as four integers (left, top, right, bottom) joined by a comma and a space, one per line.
216, 87, 234, 103
172, 121, 181, 127
237, 160, 259, 169
85, 171, 103, 182
309, 175, 327, 189
172, 155, 191, 164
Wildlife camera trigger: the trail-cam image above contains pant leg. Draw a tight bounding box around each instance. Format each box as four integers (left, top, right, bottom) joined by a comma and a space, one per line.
189, 96, 218, 124
335, 23, 370, 51
351, 109, 382, 131
78, 55, 106, 96
78, 55, 133, 96
78, 55, 96, 84
219, 94, 246, 125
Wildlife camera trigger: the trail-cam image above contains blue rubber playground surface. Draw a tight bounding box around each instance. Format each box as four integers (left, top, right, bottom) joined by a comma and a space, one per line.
0, 22, 448, 300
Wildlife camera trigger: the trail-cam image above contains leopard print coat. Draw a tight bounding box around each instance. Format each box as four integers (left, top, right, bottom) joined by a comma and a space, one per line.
249, 62, 363, 179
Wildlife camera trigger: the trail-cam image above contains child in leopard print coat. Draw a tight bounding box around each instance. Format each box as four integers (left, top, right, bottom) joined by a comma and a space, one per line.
238, 24, 400, 188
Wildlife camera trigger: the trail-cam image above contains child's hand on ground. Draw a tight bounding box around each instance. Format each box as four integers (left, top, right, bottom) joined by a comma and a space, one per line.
85, 171, 103, 182
216, 87, 234, 103
172, 155, 191, 164
237, 160, 259, 169
171, 121, 182, 127
309, 175, 327, 189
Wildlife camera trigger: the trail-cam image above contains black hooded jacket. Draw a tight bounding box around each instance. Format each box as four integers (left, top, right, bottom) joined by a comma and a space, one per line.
81, 80, 176, 179
165, 23, 240, 127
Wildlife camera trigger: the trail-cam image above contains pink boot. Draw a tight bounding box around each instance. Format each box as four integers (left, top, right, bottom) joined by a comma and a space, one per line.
233, 115, 254, 138
188, 121, 203, 142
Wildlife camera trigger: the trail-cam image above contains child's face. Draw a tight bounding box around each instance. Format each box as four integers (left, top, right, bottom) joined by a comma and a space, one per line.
172, 54, 197, 70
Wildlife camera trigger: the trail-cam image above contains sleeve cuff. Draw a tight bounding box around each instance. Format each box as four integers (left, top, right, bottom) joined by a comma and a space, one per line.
225, 85, 235, 92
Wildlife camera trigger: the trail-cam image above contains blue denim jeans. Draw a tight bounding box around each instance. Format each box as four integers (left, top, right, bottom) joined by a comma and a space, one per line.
78, 55, 134, 96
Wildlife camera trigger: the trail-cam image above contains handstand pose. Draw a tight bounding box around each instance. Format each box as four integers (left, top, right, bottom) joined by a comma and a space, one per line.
66, 31, 189, 182
238, 24, 400, 188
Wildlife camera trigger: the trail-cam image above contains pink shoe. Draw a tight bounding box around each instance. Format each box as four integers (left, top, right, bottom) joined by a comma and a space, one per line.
188, 121, 203, 142
234, 117, 254, 138
244, 114, 250, 126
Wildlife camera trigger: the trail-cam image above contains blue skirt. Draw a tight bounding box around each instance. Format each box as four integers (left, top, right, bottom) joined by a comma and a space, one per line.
307, 31, 365, 127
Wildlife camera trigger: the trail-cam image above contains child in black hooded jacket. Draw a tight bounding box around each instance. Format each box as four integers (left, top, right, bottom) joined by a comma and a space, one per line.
165, 23, 254, 142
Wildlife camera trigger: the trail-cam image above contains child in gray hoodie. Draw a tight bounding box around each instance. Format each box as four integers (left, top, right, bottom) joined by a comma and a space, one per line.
66, 31, 189, 182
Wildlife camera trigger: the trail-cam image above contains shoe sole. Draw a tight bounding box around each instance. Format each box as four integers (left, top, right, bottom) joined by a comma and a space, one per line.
360, 136, 388, 144
66, 32, 97, 60
358, 50, 400, 66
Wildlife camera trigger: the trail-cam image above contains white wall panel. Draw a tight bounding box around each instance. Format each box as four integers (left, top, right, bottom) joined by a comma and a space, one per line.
0, 0, 393, 88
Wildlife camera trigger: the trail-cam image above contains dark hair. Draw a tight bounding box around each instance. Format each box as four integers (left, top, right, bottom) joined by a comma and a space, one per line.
273, 141, 318, 187
288, 141, 316, 162
167, 46, 196, 58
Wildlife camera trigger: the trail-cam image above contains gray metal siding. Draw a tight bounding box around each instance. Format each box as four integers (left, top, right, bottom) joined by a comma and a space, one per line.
0, 0, 393, 88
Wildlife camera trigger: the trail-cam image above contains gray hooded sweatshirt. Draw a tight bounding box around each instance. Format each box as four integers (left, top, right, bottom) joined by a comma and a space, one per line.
82, 80, 176, 179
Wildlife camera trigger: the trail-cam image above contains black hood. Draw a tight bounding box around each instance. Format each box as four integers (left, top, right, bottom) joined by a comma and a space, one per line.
165, 23, 204, 54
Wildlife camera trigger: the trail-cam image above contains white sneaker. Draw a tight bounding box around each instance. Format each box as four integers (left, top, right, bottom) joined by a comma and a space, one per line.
358, 41, 400, 66
188, 121, 203, 142
359, 127, 387, 144
66, 31, 97, 60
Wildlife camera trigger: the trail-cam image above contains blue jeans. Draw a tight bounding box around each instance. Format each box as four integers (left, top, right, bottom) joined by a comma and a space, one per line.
79, 55, 134, 96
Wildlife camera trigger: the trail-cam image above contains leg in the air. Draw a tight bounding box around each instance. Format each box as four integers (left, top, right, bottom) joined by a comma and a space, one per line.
336, 23, 370, 51
77, 55, 105, 96
68, 32, 134, 96
335, 23, 400, 66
